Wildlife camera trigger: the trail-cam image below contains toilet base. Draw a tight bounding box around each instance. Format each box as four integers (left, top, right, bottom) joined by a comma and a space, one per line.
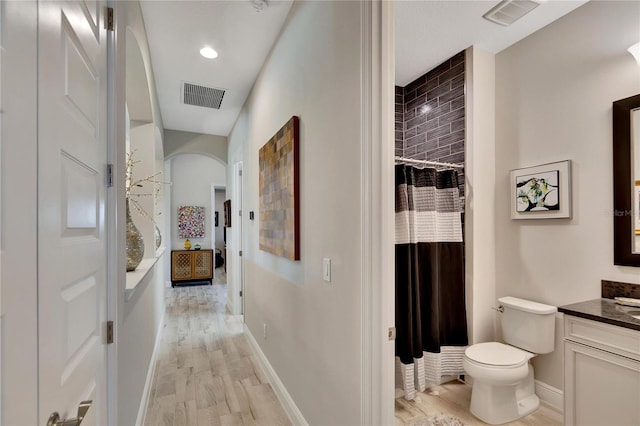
469, 364, 540, 425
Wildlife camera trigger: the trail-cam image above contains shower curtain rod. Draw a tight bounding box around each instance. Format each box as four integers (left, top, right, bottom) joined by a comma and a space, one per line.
395, 156, 464, 169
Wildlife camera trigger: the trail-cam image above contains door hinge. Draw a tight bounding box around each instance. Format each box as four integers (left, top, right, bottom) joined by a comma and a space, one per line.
239, 250, 243, 257
105, 7, 114, 31
239, 209, 242, 217
106, 321, 114, 344
239, 170, 243, 176
388, 327, 396, 341
240, 290, 243, 297
106, 163, 113, 187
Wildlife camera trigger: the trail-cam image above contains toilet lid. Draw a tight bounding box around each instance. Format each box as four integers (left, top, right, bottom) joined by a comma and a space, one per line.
465, 342, 528, 367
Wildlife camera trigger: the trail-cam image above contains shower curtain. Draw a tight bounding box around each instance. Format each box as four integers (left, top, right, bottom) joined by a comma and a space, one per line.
395, 164, 468, 400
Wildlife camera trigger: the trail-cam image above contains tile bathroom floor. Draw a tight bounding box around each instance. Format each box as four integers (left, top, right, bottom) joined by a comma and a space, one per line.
143, 271, 291, 426
395, 380, 563, 426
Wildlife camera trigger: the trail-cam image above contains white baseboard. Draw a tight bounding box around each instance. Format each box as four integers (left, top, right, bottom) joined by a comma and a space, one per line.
535, 380, 563, 413
243, 324, 308, 426
135, 310, 166, 426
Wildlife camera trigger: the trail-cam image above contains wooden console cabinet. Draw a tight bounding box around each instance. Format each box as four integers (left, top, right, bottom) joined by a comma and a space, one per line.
171, 249, 213, 287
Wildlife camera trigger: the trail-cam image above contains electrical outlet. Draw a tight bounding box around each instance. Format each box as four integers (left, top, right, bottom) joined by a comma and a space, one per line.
323, 258, 331, 282
263, 323, 267, 339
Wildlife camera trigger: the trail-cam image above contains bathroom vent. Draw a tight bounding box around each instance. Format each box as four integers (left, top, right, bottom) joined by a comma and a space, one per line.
483, 0, 541, 27
182, 82, 225, 109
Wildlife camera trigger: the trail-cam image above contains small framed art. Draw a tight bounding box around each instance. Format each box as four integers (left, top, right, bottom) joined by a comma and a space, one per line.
510, 160, 572, 220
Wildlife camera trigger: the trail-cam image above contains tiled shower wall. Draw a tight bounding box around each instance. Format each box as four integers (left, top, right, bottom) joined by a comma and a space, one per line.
395, 51, 466, 197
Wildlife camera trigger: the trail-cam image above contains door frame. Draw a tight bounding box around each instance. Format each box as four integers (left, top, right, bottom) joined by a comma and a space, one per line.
107, 1, 125, 424
360, 1, 395, 425
233, 161, 244, 316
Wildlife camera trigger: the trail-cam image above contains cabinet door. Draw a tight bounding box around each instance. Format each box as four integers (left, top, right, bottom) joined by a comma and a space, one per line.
193, 251, 213, 279
172, 252, 192, 280
564, 340, 640, 426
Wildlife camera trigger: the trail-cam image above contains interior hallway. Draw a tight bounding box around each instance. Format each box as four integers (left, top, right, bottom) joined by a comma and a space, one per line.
143, 270, 291, 426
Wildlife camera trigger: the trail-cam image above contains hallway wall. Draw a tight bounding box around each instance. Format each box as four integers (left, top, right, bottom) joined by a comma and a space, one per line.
226, 1, 367, 424
169, 154, 226, 251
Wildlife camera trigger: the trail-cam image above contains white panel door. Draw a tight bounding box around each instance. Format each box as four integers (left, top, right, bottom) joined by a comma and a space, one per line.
38, 0, 108, 424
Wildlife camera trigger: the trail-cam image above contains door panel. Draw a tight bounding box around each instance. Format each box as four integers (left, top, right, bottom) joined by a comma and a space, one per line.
38, 1, 108, 424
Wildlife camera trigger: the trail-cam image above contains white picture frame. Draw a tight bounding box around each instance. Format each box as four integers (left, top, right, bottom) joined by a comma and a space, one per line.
510, 160, 572, 220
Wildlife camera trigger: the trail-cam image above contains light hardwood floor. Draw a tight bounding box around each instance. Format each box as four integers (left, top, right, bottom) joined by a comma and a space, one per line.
395, 381, 563, 426
144, 271, 292, 426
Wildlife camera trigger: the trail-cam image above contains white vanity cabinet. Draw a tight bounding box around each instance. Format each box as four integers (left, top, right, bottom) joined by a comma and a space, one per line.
563, 315, 640, 426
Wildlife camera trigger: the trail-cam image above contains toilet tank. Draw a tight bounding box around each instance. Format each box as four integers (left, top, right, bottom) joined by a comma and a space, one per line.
499, 296, 557, 354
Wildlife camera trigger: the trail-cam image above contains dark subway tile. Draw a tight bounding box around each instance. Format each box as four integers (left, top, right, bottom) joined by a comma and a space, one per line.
417, 117, 439, 135
395, 111, 403, 122
427, 124, 451, 142
427, 81, 452, 101
404, 145, 418, 157
405, 113, 426, 131
395, 147, 404, 157
438, 107, 465, 126
438, 63, 465, 85
451, 73, 465, 90
395, 131, 403, 145
438, 129, 465, 147
404, 108, 416, 121
427, 60, 452, 81
426, 146, 452, 161
451, 95, 465, 111
449, 141, 465, 155
416, 78, 441, 97
415, 139, 439, 155
406, 94, 427, 112
395, 93, 403, 104
405, 127, 417, 139
395, 121, 403, 131
406, 133, 426, 148
451, 118, 465, 133
428, 102, 451, 119
404, 88, 417, 103
450, 51, 465, 67
395, 86, 404, 96
438, 85, 465, 104
405, 75, 427, 94
442, 151, 465, 165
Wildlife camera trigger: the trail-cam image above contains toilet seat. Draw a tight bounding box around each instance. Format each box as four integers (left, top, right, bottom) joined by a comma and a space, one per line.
465, 342, 530, 368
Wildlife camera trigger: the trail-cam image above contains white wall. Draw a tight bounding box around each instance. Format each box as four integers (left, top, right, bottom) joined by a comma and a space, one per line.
164, 129, 227, 162
117, 2, 168, 425
494, 0, 640, 390
226, 1, 366, 424
465, 46, 497, 345
169, 154, 226, 250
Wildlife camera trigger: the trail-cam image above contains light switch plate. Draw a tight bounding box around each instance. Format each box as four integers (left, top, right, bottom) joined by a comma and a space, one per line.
323, 258, 331, 282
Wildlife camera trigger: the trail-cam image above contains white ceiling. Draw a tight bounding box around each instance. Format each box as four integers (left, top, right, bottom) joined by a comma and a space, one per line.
395, 0, 588, 86
139, 0, 294, 136
140, 0, 588, 137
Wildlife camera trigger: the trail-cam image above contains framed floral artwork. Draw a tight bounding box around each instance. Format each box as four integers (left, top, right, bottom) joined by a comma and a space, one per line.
510, 160, 572, 220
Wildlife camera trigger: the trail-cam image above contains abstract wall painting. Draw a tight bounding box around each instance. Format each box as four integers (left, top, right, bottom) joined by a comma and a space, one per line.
258, 116, 300, 260
510, 160, 572, 219
178, 205, 205, 238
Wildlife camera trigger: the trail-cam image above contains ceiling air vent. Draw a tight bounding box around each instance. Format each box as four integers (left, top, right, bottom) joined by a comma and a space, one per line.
182, 82, 225, 109
483, 0, 541, 27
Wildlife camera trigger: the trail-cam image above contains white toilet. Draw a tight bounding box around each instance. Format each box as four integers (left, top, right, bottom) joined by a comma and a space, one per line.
463, 296, 557, 425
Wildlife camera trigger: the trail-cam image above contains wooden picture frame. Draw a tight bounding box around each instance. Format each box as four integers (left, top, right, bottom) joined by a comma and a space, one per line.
258, 116, 300, 260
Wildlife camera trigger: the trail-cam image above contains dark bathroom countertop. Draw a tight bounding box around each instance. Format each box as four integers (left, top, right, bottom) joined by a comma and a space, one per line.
559, 298, 640, 332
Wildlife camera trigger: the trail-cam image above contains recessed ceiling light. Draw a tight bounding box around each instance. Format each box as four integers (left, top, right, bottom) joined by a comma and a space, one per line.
200, 47, 218, 59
